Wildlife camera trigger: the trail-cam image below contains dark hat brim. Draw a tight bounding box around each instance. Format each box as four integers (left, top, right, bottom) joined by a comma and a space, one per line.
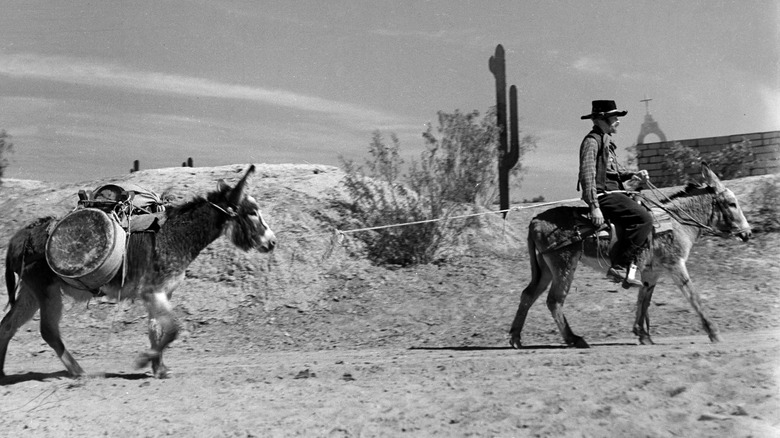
581, 109, 628, 120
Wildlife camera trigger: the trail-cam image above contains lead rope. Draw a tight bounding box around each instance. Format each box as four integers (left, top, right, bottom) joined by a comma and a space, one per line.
209, 202, 237, 217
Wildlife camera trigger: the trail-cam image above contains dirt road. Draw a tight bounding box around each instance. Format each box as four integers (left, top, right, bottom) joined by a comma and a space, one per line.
1, 167, 778, 437
1, 329, 778, 437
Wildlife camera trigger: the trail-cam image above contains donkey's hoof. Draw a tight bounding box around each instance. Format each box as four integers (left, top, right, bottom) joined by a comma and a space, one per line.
509, 332, 523, 349
69, 370, 88, 379
569, 337, 590, 349
638, 336, 655, 345
709, 333, 722, 343
152, 364, 170, 379
134, 350, 161, 369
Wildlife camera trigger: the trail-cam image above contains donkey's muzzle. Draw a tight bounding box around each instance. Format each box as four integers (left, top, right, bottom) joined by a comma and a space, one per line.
260, 230, 277, 252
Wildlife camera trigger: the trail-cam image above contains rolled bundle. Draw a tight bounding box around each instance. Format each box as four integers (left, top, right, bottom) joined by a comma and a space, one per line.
45, 208, 126, 290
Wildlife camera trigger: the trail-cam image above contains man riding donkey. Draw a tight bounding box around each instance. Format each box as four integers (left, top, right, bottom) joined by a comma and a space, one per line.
578, 100, 652, 288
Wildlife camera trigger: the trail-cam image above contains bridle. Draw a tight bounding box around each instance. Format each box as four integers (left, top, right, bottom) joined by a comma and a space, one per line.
209, 200, 271, 234
708, 188, 751, 237
641, 182, 748, 238
209, 202, 238, 218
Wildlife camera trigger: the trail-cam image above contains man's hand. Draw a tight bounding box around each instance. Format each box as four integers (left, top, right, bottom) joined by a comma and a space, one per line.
590, 205, 604, 226
626, 169, 651, 191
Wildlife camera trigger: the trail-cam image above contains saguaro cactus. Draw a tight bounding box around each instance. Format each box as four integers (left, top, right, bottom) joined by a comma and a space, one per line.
489, 44, 520, 217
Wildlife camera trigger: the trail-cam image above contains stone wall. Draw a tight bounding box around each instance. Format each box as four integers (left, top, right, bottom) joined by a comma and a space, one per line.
636, 130, 779, 186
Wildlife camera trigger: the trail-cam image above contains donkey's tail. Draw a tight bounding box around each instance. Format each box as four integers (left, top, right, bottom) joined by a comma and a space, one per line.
4, 250, 17, 309
526, 229, 542, 288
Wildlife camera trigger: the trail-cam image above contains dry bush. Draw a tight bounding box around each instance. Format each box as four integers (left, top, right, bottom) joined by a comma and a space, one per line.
336, 132, 450, 266
747, 178, 780, 233
0, 130, 13, 185
663, 139, 754, 186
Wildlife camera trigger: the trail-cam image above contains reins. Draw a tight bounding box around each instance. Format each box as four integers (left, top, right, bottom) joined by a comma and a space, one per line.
639, 181, 727, 237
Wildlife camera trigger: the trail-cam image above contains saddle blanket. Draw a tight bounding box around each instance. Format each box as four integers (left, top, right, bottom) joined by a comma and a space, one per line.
649, 207, 674, 236
544, 205, 674, 254
594, 206, 674, 238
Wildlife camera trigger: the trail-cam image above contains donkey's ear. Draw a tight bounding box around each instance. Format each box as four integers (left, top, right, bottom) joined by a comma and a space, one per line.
228, 164, 256, 205
701, 162, 725, 192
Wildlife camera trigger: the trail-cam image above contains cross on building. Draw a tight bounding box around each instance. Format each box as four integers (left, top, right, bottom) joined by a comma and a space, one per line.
636, 96, 667, 144
640, 96, 653, 115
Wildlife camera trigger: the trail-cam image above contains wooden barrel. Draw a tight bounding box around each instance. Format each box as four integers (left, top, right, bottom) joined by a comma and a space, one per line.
45, 208, 126, 290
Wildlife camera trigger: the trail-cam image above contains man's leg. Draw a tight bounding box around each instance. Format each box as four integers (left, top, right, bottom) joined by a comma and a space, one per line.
599, 193, 652, 287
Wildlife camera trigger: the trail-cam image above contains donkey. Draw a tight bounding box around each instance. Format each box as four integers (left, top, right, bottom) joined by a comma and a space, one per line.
509, 163, 751, 348
1, 165, 276, 378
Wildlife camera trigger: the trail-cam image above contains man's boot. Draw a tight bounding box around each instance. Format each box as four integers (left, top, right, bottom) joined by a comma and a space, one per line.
606, 264, 642, 288
607, 243, 643, 289
619, 243, 648, 288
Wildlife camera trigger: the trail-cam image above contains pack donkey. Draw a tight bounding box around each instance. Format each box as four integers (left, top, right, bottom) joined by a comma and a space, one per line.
509, 163, 751, 348
1, 165, 276, 378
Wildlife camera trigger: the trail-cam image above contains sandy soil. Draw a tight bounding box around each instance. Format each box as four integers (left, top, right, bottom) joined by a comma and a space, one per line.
1, 164, 778, 437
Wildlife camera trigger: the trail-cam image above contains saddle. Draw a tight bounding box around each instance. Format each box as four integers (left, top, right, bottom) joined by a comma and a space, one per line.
44, 183, 168, 292
79, 183, 168, 232
544, 196, 674, 254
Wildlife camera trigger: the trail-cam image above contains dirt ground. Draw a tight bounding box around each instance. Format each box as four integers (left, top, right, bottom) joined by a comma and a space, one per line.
1, 164, 778, 437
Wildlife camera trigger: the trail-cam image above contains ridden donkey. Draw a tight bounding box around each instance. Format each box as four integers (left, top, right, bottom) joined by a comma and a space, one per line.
509, 163, 751, 348
1, 165, 276, 378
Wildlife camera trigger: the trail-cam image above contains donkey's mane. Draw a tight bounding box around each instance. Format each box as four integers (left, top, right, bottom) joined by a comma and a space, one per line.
663, 182, 714, 203
164, 186, 231, 218
164, 196, 208, 218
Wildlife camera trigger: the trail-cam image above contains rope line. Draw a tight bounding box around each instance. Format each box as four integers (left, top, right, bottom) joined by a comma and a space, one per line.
282, 196, 582, 241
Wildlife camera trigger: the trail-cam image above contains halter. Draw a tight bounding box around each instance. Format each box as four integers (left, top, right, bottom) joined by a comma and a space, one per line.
209, 200, 271, 232
642, 182, 746, 238
709, 188, 751, 237
208, 202, 238, 218
705, 188, 736, 238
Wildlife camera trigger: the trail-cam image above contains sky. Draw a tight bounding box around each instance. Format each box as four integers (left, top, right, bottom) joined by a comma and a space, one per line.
0, 0, 778, 201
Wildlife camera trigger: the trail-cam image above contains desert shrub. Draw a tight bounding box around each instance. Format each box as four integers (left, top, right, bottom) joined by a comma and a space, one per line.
663, 139, 754, 186
663, 142, 702, 186
522, 195, 546, 203
418, 108, 536, 207
0, 130, 13, 185
624, 143, 639, 172
705, 139, 754, 180
339, 109, 536, 266
748, 178, 780, 233
338, 132, 448, 266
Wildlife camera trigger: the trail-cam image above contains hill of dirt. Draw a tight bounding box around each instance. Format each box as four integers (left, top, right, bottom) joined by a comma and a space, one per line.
0, 164, 778, 437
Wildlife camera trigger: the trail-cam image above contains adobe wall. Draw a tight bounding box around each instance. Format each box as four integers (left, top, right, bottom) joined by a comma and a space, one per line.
636, 130, 780, 185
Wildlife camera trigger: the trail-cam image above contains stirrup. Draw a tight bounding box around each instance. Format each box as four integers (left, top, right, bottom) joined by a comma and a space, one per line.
622, 263, 642, 289
606, 264, 642, 289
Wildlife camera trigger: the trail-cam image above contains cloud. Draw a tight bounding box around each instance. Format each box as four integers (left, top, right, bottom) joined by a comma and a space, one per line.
570, 55, 661, 83
371, 28, 447, 40
0, 53, 402, 127
370, 26, 488, 50
572, 56, 612, 76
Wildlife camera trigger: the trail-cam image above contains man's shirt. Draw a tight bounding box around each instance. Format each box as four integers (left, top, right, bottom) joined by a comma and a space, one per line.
578, 134, 624, 206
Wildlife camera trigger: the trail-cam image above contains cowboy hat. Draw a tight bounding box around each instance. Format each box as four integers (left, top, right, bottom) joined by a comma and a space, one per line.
580, 100, 628, 120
